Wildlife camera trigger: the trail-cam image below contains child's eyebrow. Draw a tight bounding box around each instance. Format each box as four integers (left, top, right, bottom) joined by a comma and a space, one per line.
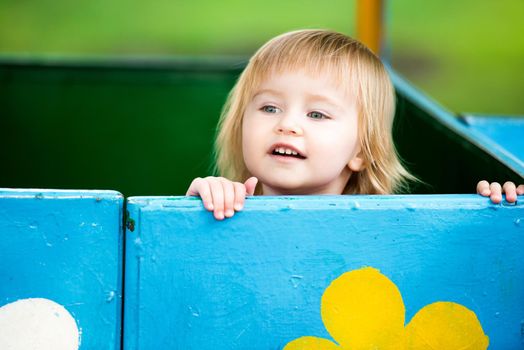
307, 94, 338, 105
305, 93, 343, 109
252, 89, 283, 99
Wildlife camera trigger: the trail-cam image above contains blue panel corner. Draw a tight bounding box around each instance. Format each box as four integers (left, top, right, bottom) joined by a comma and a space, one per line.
0, 188, 124, 349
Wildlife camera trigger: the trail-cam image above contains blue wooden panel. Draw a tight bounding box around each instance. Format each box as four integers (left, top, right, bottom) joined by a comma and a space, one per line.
462, 115, 524, 165
0, 189, 123, 349
124, 195, 524, 349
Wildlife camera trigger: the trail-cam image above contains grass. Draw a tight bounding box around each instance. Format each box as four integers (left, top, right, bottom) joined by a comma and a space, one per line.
0, 0, 522, 115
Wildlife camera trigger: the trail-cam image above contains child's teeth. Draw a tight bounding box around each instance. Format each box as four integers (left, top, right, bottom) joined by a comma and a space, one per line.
274, 147, 300, 156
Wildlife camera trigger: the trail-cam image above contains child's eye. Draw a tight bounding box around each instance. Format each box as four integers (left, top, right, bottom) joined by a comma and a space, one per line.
261, 105, 280, 114
307, 111, 329, 120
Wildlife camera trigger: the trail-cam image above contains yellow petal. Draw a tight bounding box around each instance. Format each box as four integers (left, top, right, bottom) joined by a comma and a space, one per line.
321, 267, 406, 349
283, 336, 339, 350
405, 301, 489, 349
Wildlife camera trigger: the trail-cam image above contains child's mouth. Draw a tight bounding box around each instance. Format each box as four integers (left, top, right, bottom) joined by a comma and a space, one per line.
271, 147, 306, 159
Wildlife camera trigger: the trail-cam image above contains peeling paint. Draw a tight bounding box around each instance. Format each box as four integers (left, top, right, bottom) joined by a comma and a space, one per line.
106, 291, 116, 303
290, 275, 303, 288
125, 210, 135, 232
188, 306, 200, 318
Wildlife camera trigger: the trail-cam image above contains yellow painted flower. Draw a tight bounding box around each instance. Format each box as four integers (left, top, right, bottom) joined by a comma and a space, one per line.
284, 267, 489, 350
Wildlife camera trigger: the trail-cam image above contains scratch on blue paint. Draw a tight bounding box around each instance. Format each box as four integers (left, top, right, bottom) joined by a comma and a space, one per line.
235, 327, 247, 340
189, 306, 200, 317
290, 275, 303, 288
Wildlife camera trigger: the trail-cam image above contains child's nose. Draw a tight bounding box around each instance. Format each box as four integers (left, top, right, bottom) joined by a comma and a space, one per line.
275, 113, 304, 136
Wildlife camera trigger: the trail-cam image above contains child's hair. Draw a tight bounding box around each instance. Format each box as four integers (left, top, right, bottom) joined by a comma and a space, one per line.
214, 29, 415, 194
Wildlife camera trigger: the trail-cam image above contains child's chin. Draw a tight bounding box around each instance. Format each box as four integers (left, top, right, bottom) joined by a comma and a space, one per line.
264, 180, 311, 195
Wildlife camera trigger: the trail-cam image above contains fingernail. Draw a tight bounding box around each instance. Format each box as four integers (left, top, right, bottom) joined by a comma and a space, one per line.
215, 211, 224, 220
234, 203, 243, 211
207, 203, 214, 210
225, 209, 234, 217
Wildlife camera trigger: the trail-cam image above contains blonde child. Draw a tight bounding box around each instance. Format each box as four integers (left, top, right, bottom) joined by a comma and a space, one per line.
187, 29, 523, 220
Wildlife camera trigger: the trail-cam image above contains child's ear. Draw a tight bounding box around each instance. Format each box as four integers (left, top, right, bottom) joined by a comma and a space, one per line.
348, 155, 364, 172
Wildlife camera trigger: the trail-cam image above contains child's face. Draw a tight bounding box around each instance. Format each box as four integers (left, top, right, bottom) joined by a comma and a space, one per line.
242, 69, 363, 195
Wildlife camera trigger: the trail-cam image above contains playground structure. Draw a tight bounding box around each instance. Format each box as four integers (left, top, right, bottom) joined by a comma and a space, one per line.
1, 1, 524, 348
1, 54, 523, 350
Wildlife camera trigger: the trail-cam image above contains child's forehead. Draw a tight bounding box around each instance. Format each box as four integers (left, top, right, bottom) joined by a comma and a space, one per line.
253, 66, 357, 97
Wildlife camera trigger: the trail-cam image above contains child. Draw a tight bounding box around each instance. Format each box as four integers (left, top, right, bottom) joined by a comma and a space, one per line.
186, 29, 523, 220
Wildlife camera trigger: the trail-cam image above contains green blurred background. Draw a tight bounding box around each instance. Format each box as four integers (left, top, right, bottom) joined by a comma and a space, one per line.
1, 0, 522, 196
0, 0, 523, 115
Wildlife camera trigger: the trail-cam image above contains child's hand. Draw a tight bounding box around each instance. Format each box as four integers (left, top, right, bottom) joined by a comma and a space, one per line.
186, 176, 258, 220
476, 180, 524, 204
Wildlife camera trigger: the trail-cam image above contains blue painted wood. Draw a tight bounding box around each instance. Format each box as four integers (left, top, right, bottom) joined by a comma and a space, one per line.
461, 114, 524, 167
124, 195, 524, 350
0, 189, 124, 349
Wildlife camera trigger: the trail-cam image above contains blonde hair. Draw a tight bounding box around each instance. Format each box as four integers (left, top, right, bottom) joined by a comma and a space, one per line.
215, 29, 415, 194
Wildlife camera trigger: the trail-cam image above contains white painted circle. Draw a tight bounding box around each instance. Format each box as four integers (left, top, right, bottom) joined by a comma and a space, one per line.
0, 298, 79, 350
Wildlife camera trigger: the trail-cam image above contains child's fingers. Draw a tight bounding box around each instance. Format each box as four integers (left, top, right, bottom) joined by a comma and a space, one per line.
476, 180, 490, 196
186, 178, 214, 211
185, 177, 202, 196
503, 181, 517, 203
233, 182, 246, 211
198, 179, 214, 211
517, 184, 524, 195
220, 178, 236, 218
489, 182, 502, 203
244, 177, 259, 196
208, 178, 225, 220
